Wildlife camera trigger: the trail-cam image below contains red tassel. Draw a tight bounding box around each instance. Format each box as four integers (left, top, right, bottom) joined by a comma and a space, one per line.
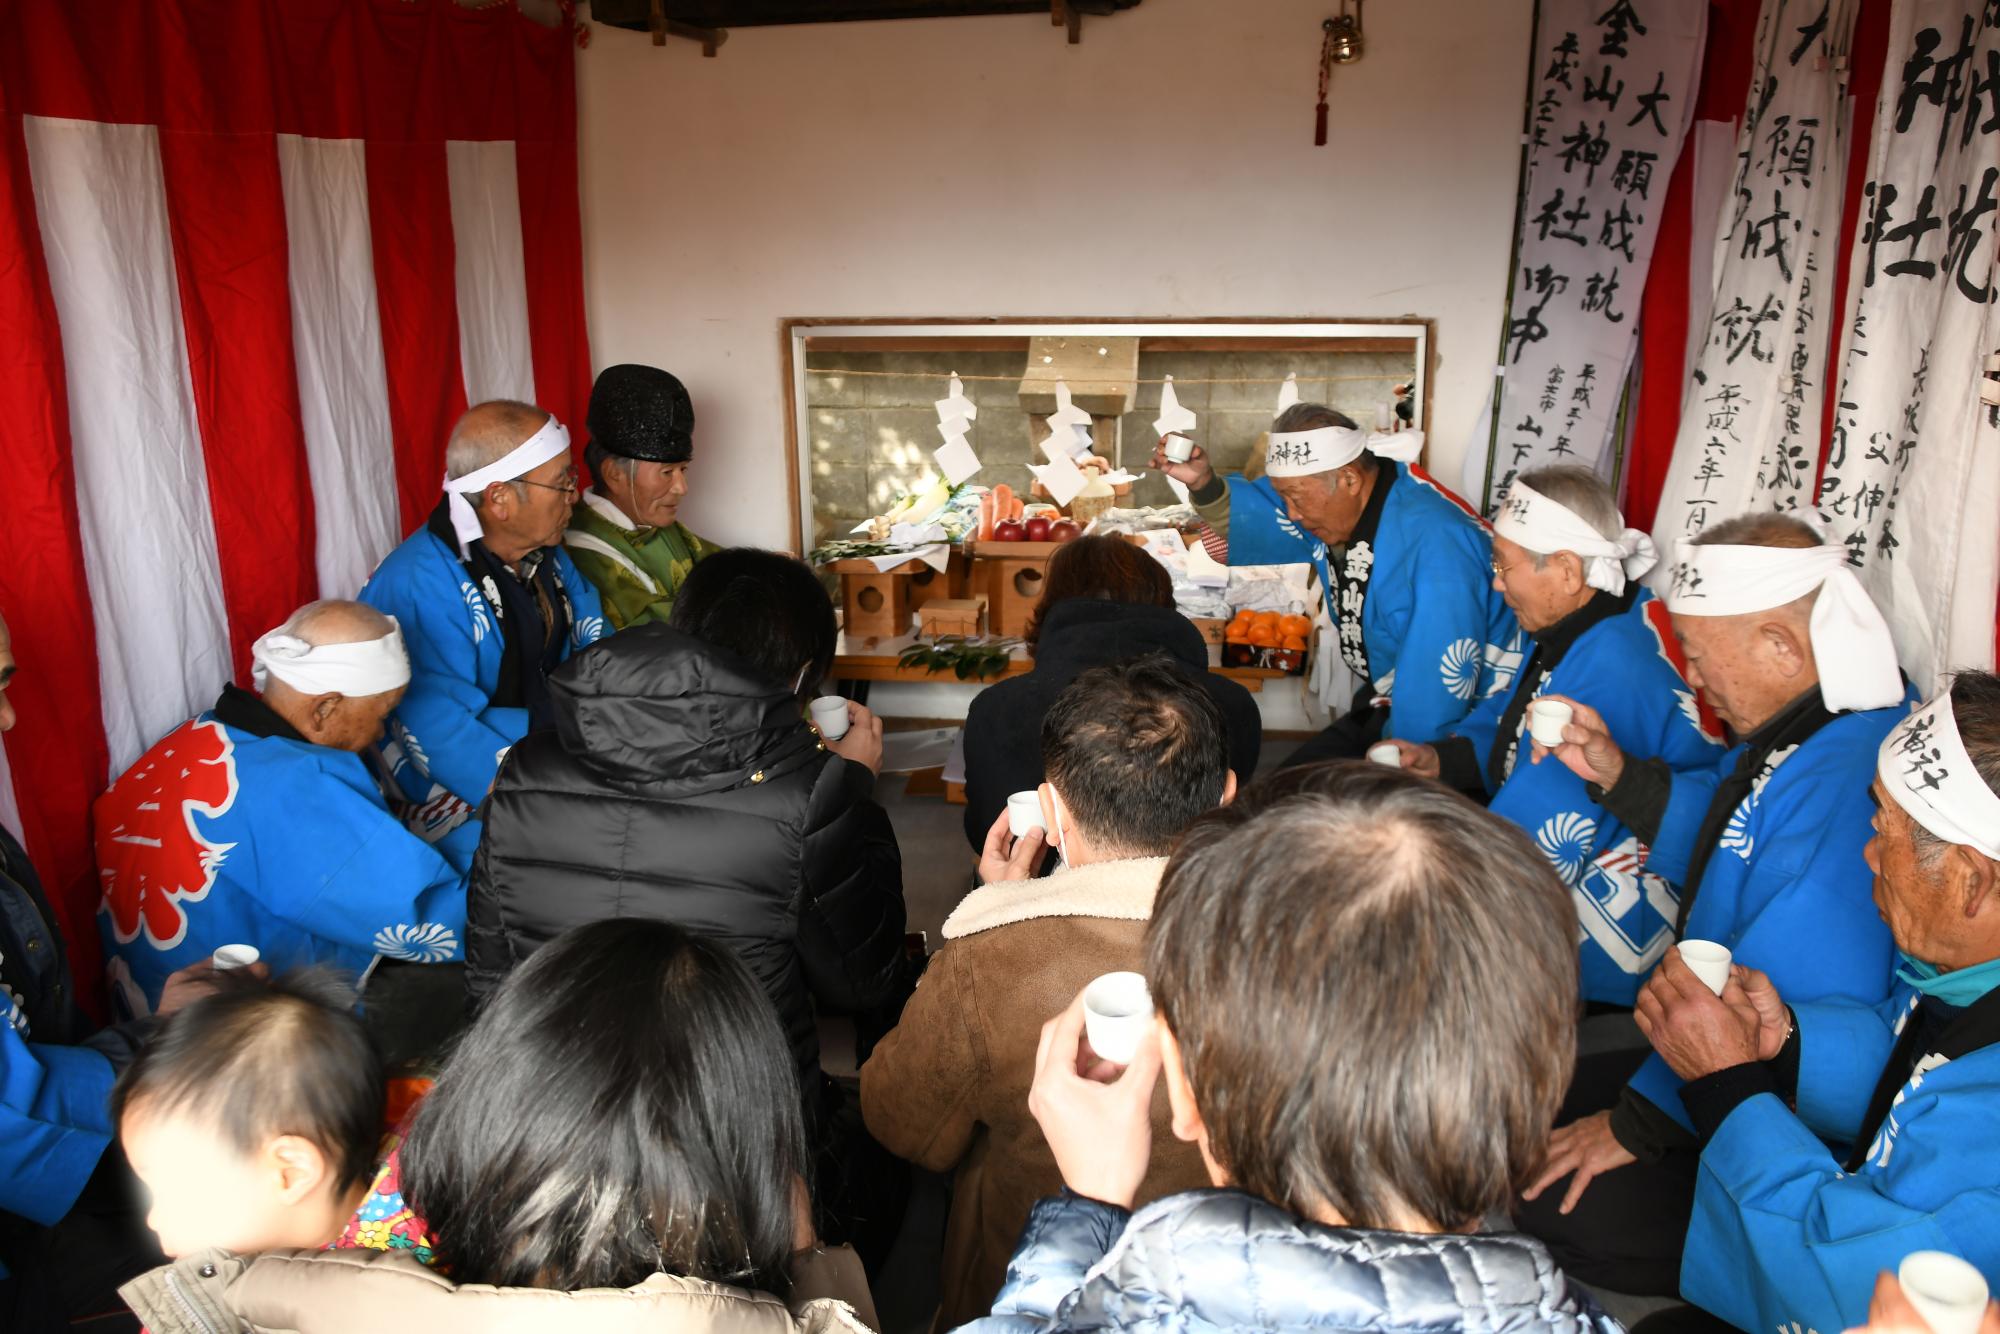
1315, 102, 1329, 146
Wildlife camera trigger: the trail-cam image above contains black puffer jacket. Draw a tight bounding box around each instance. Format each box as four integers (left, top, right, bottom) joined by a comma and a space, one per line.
466, 624, 908, 1088
961, 600, 1263, 850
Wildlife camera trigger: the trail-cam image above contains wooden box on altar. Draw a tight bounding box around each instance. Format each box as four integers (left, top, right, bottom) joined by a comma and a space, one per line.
906, 549, 970, 615
967, 539, 1064, 638
918, 596, 986, 638
826, 558, 929, 640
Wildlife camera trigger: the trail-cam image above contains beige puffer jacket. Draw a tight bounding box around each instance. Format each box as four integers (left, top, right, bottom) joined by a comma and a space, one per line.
119, 1243, 878, 1334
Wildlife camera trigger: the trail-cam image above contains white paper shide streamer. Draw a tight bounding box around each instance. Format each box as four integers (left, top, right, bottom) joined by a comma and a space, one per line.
932, 373, 982, 486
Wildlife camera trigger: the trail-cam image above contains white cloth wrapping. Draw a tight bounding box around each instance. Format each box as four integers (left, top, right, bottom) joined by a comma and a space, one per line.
1264, 425, 1424, 478
441, 414, 571, 557
251, 619, 410, 697
1663, 541, 1905, 713
1492, 480, 1659, 595
1879, 687, 2000, 861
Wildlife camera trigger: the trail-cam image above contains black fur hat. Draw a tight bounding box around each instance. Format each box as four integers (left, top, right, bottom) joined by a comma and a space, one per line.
586, 364, 694, 464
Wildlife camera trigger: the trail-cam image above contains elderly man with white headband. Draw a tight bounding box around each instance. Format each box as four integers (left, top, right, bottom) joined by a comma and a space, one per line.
1388, 466, 1725, 1004
1154, 401, 1520, 760
359, 400, 607, 858
1631, 669, 2000, 1334
1513, 511, 1913, 1301
93, 601, 468, 1016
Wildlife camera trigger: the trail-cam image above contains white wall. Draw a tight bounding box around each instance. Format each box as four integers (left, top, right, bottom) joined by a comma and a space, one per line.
577, 0, 1534, 549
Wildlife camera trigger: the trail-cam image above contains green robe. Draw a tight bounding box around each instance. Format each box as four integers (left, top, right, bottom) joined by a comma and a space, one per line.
564, 490, 718, 630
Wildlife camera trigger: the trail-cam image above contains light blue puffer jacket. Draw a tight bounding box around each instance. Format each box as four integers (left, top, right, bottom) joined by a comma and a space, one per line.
956, 1188, 1623, 1333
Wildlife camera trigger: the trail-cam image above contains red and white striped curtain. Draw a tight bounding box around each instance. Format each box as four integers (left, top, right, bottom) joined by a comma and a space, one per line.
0, 0, 592, 1010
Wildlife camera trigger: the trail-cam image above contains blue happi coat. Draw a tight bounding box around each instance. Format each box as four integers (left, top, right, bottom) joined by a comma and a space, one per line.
1624, 699, 1910, 1127
1682, 984, 2000, 1334
1, 1024, 112, 1228
1223, 464, 1523, 743
358, 526, 606, 850
94, 693, 468, 1015
1454, 590, 1725, 1005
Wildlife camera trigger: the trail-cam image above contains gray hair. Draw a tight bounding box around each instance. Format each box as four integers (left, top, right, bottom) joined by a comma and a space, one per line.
444, 400, 551, 506
274, 599, 396, 648
1516, 464, 1624, 572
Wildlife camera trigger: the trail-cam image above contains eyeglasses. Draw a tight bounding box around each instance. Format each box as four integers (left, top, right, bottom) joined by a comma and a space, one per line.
516, 468, 580, 497
1490, 557, 1529, 579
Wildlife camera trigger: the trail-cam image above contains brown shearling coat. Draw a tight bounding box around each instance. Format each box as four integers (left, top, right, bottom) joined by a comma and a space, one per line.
857, 857, 1211, 1329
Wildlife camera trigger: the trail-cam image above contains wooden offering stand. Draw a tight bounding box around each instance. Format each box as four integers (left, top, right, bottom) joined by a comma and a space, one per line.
825, 557, 930, 639
967, 538, 1064, 638
906, 549, 970, 617
918, 596, 986, 638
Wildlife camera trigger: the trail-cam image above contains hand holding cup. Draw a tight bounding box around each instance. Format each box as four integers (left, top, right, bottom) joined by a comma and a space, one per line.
1026, 987, 1162, 1209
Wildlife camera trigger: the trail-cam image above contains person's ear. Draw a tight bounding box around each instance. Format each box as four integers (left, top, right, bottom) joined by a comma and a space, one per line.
1557, 551, 1587, 597
1219, 769, 1238, 808
1158, 1024, 1229, 1186
1760, 618, 1811, 679
267, 1135, 330, 1205
1953, 845, 1997, 921
484, 481, 514, 522
1038, 783, 1063, 840
307, 693, 341, 736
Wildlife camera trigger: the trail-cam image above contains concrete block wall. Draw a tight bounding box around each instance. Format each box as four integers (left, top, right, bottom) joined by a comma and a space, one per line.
803, 348, 1418, 540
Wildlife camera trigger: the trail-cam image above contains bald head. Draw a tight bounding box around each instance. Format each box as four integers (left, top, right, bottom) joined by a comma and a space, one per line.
272, 600, 397, 653
444, 400, 553, 484
258, 601, 406, 752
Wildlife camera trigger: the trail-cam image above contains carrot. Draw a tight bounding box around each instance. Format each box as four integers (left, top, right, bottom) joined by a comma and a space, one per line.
976, 492, 995, 543
1008, 496, 1025, 522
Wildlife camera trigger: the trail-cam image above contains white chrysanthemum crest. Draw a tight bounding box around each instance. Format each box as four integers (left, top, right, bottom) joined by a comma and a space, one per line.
373, 922, 459, 963
1440, 637, 1481, 701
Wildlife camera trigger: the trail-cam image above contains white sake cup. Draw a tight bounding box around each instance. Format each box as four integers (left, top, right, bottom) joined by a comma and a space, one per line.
1163, 434, 1194, 464
1677, 939, 1732, 996
1529, 699, 1574, 747
1007, 791, 1046, 839
212, 943, 260, 971
1368, 743, 1403, 768
1082, 971, 1154, 1066
1900, 1251, 1991, 1334
810, 696, 851, 742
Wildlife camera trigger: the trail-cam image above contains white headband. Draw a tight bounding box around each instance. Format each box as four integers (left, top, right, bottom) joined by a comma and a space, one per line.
1493, 481, 1658, 595
442, 415, 572, 557
1264, 425, 1424, 478
252, 618, 411, 698
1664, 540, 1904, 713
1879, 687, 2000, 860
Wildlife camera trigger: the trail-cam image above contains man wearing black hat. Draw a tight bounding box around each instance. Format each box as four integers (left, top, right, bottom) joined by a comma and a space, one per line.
565, 364, 719, 630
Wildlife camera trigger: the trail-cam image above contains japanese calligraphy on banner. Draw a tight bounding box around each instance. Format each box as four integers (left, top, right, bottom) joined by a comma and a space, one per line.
1819, 0, 2000, 686
1648, 0, 1857, 551
1476, 0, 1706, 508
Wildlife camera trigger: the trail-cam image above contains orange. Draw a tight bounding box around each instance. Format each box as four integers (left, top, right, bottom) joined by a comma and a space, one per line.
1279, 614, 1313, 639
1281, 634, 1308, 650
1247, 624, 1280, 647
1252, 610, 1281, 629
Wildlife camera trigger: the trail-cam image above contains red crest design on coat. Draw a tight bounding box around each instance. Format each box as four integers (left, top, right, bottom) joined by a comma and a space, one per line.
94, 719, 240, 950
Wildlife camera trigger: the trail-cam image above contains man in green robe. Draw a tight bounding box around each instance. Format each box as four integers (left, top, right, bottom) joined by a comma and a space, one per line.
566, 363, 720, 630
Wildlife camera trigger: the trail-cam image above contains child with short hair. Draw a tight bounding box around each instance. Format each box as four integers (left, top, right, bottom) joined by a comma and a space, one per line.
111, 970, 404, 1259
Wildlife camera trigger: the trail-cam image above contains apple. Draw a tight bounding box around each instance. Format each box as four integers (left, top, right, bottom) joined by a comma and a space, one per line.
1024, 516, 1052, 542
1048, 519, 1081, 543
994, 519, 1027, 542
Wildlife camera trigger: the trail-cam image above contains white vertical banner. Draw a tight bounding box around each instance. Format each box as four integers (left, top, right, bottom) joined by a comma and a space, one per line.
278, 134, 403, 600
1819, 0, 2000, 686
445, 139, 536, 407
23, 116, 235, 774
1648, 0, 1857, 551
1472, 0, 1706, 508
